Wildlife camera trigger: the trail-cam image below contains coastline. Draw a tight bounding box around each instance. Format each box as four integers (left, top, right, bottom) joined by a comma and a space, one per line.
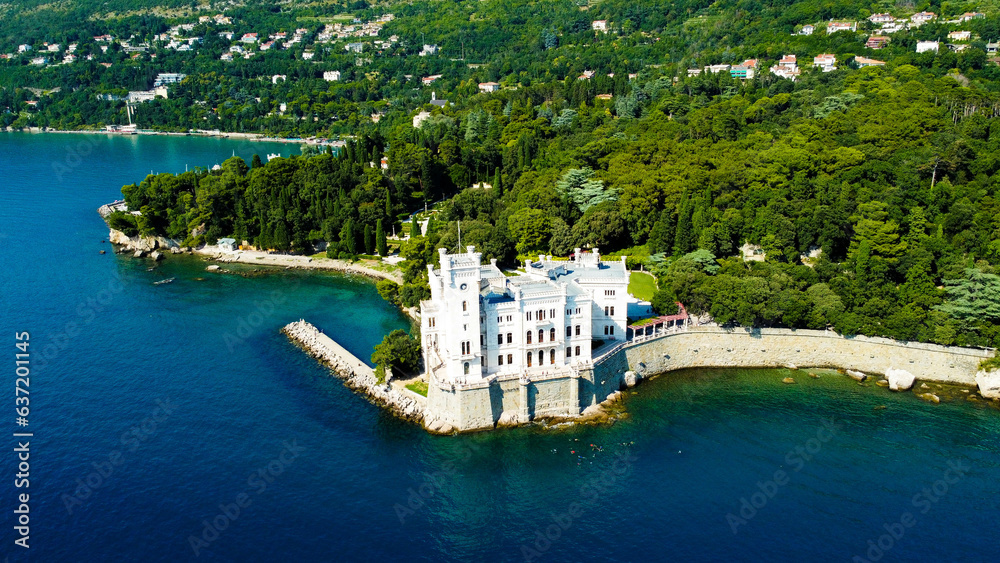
196, 247, 405, 285
3, 126, 336, 145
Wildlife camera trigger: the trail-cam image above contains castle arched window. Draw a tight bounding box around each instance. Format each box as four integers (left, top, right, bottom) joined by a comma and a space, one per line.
526, 331, 532, 344
463, 300, 468, 311
550, 328, 556, 341
507, 332, 512, 344
538, 329, 544, 342
566, 326, 572, 337
538, 350, 544, 365
464, 362, 470, 375
527, 353, 532, 367
550, 349, 555, 364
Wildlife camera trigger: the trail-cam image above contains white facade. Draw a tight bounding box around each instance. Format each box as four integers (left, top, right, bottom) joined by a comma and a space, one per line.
323, 70, 341, 81
421, 247, 629, 385
916, 41, 939, 53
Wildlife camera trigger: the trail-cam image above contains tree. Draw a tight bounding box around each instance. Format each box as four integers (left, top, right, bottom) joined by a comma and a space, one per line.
650, 288, 679, 315
508, 208, 551, 254
376, 219, 388, 256
371, 329, 421, 384
556, 168, 614, 212
340, 219, 357, 255
251, 154, 264, 169
937, 268, 1000, 323
364, 224, 374, 254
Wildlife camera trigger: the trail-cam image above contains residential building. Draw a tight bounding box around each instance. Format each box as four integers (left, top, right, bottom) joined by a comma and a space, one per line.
578, 70, 596, 80
260, 41, 274, 51
770, 54, 800, 80
916, 40, 939, 53
17, 44, 31, 53
422, 74, 443, 85
855, 57, 885, 68
869, 13, 895, 24
241, 33, 258, 43
30, 57, 48, 66
911, 12, 936, 26
987, 42, 999, 55
420, 247, 628, 386
478, 82, 501, 93
592, 20, 608, 33
730, 62, 755, 79
798, 24, 815, 36
866, 36, 890, 49
827, 21, 857, 34
704, 64, 732, 74
302, 51, 315, 60
420, 44, 438, 56
958, 12, 985, 22
595, 93, 613, 100
153, 73, 186, 87
948, 31, 971, 41
947, 43, 970, 52
813, 53, 836, 72
323, 70, 341, 81
413, 110, 432, 128
217, 238, 238, 253
345, 42, 364, 53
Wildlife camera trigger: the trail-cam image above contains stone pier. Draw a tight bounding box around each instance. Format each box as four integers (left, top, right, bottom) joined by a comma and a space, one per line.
281, 320, 424, 422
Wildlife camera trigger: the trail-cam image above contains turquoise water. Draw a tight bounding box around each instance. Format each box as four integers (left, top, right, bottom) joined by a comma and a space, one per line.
1, 132, 998, 562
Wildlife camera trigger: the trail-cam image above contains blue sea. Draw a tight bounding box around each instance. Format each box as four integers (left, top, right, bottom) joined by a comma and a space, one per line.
1, 131, 998, 562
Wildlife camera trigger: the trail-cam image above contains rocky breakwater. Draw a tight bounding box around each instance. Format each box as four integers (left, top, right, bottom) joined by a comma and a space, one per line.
281, 320, 424, 423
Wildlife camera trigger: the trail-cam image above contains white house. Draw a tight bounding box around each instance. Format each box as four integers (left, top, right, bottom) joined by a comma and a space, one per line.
827, 21, 857, 34
217, 238, 238, 253
813, 53, 837, 72
592, 20, 608, 33
948, 31, 971, 42
413, 110, 432, 128
798, 24, 815, 36
911, 12, 936, 26
420, 44, 438, 56
869, 13, 895, 24
420, 247, 628, 385
323, 70, 341, 81
478, 81, 501, 93
916, 40, 939, 53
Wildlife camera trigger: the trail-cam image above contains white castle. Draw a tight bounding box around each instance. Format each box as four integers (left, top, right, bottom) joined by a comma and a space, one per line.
421, 246, 629, 385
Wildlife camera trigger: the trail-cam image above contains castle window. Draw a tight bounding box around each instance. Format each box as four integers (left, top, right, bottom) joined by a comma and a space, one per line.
566, 326, 572, 337
527, 311, 532, 321
566, 347, 572, 358
506, 315, 512, 322
507, 354, 512, 364
526, 331, 532, 344
481, 357, 485, 367
480, 334, 485, 347
498, 316, 502, 324
507, 332, 512, 344
604, 306, 609, 316
566, 309, 572, 316
575, 346, 580, 356
498, 355, 503, 365
464, 362, 470, 375
498, 334, 503, 345
550, 328, 556, 341
538, 309, 544, 320
537, 350, 543, 365
550, 308, 556, 318
463, 300, 468, 311
604, 326, 609, 335
527, 353, 532, 367
428, 317, 436, 327
550, 349, 555, 364
610, 306, 615, 316
610, 326, 615, 335
575, 307, 580, 314
538, 329, 544, 342
575, 325, 581, 336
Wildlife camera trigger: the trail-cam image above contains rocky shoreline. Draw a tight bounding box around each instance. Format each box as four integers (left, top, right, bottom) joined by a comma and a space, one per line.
281, 320, 424, 425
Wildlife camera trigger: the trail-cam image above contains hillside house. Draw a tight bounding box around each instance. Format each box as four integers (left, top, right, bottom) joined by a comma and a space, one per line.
948, 31, 971, 41
592, 20, 608, 33
478, 82, 501, 93
866, 36, 890, 49
827, 21, 857, 34
813, 54, 836, 72
855, 57, 885, 68
916, 41, 939, 53
911, 12, 936, 26
869, 13, 895, 24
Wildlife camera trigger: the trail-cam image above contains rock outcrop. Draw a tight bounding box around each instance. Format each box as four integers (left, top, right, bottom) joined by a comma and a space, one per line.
885, 368, 916, 391
846, 369, 868, 382
975, 369, 1000, 399
281, 320, 424, 424
107, 227, 182, 253
623, 370, 638, 388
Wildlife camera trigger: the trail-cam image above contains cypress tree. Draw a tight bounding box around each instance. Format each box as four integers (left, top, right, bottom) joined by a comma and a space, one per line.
364, 224, 374, 254
251, 154, 264, 169
376, 219, 387, 256
341, 219, 357, 254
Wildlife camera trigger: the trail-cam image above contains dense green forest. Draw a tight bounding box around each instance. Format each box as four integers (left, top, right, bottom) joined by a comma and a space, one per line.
13, 0, 1000, 349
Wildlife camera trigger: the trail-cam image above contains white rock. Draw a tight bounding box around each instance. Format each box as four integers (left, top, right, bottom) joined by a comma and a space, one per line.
623, 370, 638, 388
886, 368, 916, 391
846, 370, 867, 382
975, 369, 1000, 399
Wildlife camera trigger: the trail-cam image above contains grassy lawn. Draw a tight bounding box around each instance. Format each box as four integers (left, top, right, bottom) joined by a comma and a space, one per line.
628, 271, 657, 301
405, 380, 429, 397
